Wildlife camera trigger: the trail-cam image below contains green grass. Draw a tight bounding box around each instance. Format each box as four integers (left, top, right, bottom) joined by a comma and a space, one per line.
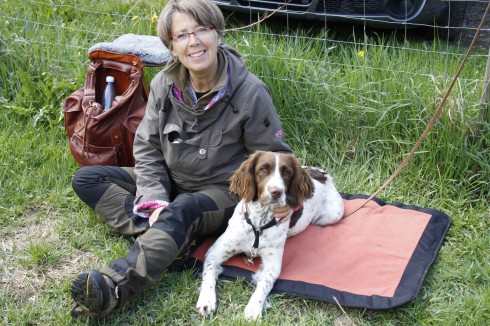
1, 0, 489, 325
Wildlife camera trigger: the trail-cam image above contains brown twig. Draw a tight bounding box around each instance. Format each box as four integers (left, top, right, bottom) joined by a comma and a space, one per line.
224, 2, 290, 32
333, 296, 357, 326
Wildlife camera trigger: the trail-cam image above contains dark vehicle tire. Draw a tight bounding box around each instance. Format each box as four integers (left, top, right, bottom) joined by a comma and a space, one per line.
435, 1, 467, 41
441, 1, 490, 45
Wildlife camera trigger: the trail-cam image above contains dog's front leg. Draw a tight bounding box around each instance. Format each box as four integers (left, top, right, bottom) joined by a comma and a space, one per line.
244, 246, 284, 321
196, 232, 239, 317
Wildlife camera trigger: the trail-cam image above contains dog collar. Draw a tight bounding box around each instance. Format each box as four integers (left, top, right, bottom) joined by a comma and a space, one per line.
243, 203, 278, 265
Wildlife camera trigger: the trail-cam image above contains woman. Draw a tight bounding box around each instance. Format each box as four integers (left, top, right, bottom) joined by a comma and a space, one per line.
70, 0, 292, 318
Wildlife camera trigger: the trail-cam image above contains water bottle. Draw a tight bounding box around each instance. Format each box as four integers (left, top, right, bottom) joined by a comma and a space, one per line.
102, 76, 116, 111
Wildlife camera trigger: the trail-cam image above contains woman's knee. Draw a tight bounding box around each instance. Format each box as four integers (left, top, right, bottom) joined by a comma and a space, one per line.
151, 193, 217, 246
72, 166, 99, 190
72, 165, 120, 209
161, 193, 214, 222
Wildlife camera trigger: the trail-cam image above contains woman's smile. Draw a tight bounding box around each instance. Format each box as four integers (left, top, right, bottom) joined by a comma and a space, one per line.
189, 50, 206, 58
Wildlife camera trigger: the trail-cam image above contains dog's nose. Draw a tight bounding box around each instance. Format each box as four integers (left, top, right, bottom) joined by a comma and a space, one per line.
269, 187, 283, 200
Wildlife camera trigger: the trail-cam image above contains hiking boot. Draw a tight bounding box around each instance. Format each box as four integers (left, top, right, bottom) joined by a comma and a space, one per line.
70, 269, 119, 318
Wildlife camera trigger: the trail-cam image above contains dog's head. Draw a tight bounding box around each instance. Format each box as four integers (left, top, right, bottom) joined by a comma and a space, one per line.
230, 151, 314, 208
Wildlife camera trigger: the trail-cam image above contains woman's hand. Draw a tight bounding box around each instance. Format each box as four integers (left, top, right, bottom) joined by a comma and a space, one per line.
273, 204, 294, 224
149, 206, 165, 227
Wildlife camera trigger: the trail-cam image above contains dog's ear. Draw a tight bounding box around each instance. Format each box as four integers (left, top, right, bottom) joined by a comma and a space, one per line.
287, 155, 314, 208
230, 151, 263, 202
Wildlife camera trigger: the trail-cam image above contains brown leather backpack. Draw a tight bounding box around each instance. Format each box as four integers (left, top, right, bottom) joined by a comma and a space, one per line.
63, 50, 151, 167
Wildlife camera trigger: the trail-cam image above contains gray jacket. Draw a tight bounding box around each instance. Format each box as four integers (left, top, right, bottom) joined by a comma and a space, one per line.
133, 44, 291, 205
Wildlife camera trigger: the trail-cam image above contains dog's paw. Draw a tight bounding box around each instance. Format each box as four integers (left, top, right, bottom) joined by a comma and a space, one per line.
244, 301, 263, 322
196, 289, 217, 317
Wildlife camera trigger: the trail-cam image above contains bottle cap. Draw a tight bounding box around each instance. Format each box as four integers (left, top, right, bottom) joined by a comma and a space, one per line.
106, 76, 115, 83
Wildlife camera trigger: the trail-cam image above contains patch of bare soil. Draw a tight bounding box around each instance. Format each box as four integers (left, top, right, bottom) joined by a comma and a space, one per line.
334, 314, 358, 326
0, 213, 98, 303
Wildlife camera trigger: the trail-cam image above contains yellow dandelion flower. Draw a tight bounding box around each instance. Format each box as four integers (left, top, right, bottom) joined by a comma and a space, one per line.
151, 15, 158, 24
358, 50, 365, 57
132, 15, 139, 21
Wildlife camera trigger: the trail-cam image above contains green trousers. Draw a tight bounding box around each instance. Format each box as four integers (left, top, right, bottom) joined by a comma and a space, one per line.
72, 165, 238, 306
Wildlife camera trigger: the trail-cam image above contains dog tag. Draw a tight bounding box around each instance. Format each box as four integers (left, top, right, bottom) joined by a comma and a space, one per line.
245, 256, 255, 266
245, 256, 254, 266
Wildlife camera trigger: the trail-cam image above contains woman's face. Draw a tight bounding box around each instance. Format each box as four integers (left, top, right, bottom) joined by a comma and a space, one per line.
170, 12, 220, 77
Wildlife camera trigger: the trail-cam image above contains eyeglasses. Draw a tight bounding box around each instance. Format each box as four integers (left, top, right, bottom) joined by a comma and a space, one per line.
171, 26, 215, 43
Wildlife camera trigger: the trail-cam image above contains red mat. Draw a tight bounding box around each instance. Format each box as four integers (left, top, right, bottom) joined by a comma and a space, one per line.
188, 194, 450, 309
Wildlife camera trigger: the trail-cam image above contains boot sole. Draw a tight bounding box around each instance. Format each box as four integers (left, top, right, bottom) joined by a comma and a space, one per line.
70, 269, 109, 316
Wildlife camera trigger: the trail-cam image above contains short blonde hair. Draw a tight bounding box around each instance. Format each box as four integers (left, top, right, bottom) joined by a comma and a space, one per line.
157, 0, 225, 50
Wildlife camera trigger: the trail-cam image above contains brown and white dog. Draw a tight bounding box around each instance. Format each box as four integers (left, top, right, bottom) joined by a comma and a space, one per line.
196, 151, 344, 321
